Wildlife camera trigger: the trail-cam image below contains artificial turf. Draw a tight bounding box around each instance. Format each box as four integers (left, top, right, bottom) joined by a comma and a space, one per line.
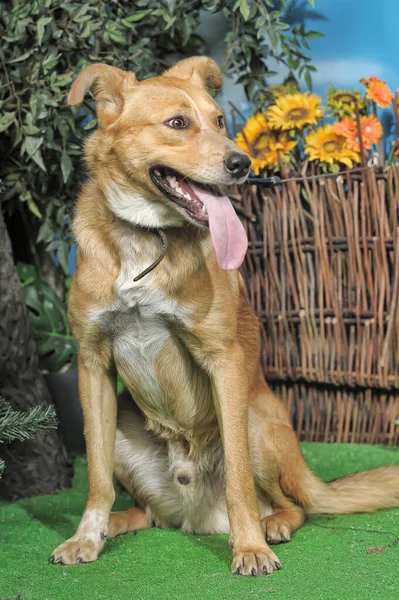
1, 443, 399, 600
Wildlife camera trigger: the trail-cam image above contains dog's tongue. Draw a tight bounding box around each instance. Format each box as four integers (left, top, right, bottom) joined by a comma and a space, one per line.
190, 184, 248, 271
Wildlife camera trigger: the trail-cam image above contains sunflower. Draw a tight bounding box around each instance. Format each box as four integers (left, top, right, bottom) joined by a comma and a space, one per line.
305, 125, 360, 168
267, 92, 323, 131
326, 86, 365, 118
268, 82, 299, 99
235, 113, 297, 175
333, 115, 382, 152
360, 76, 393, 109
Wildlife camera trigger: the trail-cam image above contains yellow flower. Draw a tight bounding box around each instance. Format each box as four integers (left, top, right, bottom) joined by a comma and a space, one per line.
235, 113, 297, 175
268, 82, 299, 99
305, 125, 361, 168
267, 92, 323, 131
327, 86, 365, 118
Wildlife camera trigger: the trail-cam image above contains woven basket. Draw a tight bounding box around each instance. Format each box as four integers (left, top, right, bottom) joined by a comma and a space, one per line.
237, 166, 399, 445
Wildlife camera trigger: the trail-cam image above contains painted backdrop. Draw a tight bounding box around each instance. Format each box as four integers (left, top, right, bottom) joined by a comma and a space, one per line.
67, 1, 398, 274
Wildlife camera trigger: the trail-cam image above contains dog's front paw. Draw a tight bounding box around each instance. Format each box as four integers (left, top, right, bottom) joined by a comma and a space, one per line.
50, 538, 101, 565
231, 547, 281, 576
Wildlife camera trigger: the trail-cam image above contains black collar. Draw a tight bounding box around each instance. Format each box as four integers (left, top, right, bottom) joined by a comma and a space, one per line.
133, 228, 168, 282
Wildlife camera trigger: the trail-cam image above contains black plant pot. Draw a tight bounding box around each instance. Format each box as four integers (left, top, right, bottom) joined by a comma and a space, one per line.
45, 370, 85, 454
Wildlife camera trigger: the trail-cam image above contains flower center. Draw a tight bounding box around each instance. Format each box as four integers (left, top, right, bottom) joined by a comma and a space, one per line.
324, 140, 342, 153
253, 133, 271, 156
334, 93, 357, 105
287, 107, 309, 121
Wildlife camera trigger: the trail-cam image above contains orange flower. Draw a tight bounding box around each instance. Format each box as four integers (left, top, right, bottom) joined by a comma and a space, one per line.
361, 115, 383, 145
360, 76, 393, 108
333, 116, 356, 139
333, 115, 382, 152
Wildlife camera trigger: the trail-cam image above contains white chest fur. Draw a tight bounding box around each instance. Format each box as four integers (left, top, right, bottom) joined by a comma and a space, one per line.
90, 230, 191, 425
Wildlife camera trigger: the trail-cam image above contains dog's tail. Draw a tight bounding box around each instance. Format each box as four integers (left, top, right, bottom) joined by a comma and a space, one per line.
298, 464, 399, 514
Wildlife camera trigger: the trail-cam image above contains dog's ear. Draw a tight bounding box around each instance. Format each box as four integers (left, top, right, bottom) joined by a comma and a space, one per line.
68, 64, 137, 127
163, 57, 223, 90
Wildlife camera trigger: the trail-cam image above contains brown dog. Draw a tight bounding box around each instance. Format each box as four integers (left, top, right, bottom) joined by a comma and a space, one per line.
51, 57, 399, 575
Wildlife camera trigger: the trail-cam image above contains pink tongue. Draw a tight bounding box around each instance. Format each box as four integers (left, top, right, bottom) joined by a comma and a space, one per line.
190, 184, 248, 271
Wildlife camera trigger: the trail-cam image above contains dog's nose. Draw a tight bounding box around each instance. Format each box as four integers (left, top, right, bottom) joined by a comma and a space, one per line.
224, 152, 251, 179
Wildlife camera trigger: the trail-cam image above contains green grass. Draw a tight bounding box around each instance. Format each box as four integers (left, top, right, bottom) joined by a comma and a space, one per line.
1, 443, 399, 600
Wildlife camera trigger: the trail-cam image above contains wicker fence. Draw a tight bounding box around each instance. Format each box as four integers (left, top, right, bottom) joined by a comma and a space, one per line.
237, 165, 399, 445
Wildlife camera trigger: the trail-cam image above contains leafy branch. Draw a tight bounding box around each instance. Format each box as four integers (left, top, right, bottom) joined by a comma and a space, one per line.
0, 0, 321, 275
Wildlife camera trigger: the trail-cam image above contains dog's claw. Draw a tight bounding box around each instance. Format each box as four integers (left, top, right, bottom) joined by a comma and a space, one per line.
231, 549, 281, 576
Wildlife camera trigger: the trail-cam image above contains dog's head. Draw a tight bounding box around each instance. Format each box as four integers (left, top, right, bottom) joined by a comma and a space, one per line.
69, 57, 250, 270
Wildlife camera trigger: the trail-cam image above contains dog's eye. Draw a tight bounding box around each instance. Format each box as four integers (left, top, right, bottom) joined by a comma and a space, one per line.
167, 117, 187, 129
217, 115, 225, 129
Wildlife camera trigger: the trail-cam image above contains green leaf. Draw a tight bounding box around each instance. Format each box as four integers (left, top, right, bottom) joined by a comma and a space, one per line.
23, 136, 43, 158
17, 262, 39, 287
37, 16, 52, 46
72, 4, 90, 21
269, 27, 279, 50
83, 118, 98, 130
37, 220, 54, 244
30, 95, 47, 120
61, 150, 73, 184
307, 0, 315, 6
42, 51, 61, 72
239, 0, 251, 21
23, 124, 41, 135
31, 149, 47, 172
81, 23, 92, 38
304, 69, 313, 90
306, 31, 324, 40
20, 278, 77, 372
0, 112, 16, 133
27, 195, 42, 218
8, 49, 35, 63
57, 243, 69, 275
109, 32, 127, 44
125, 10, 152, 22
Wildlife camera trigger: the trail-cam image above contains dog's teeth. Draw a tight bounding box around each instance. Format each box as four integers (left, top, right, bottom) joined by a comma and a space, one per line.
201, 205, 207, 215
155, 169, 161, 176
166, 175, 178, 188
183, 193, 191, 201
176, 186, 184, 194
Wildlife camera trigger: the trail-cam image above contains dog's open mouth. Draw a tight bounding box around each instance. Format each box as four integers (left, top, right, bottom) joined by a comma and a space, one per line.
150, 166, 222, 225
149, 166, 249, 271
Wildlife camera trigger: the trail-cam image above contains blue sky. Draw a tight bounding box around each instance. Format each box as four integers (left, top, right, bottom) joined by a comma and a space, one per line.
307, 0, 399, 96
206, 1, 399, 113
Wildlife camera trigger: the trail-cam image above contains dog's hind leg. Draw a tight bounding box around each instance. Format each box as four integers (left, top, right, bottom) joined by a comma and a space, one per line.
249, 391, 307, 545
260, 497, 305, 545
108, 507, 150, 538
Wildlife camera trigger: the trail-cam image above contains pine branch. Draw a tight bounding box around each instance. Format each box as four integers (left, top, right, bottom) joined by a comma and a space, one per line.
0, 397, 58, 445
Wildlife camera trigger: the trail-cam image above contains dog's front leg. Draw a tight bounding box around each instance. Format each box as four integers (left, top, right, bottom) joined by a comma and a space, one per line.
211, 342, 281, 576
51, 357, 117, 565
